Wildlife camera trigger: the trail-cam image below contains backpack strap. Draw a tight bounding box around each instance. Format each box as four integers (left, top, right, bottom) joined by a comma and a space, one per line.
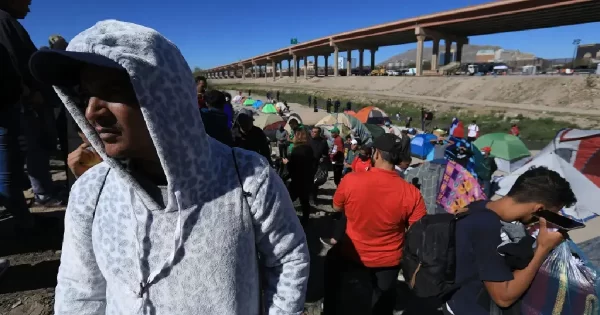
231, 148, 252, 201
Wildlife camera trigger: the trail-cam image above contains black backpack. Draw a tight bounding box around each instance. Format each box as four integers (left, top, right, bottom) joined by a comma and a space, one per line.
402, 209, 470, 299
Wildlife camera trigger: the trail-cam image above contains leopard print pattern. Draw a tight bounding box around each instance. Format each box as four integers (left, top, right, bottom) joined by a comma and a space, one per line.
53, 20, 309, 315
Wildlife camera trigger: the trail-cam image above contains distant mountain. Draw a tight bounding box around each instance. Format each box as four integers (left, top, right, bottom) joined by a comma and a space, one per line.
379, 44, 535, 65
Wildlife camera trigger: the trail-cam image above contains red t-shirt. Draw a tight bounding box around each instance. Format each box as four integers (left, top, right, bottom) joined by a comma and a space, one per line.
351, 157, 371, 173
333, 168, 427, 268
330, 136, 344, 163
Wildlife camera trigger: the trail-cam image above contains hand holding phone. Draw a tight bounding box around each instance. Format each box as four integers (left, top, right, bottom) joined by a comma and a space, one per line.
533, 210, 585, 231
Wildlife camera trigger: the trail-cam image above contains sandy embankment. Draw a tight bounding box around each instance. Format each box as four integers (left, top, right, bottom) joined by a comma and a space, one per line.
215, 76, 600, 127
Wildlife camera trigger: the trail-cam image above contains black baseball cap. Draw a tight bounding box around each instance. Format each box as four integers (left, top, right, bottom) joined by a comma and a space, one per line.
372, 133, 402, 153
29, 49, 126, 86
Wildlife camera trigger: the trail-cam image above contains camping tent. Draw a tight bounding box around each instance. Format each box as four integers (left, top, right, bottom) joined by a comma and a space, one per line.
261, 103, 278, 114
354, 106, 391, 125
496, 151, 600, 221
411, 134, 438, 160
243, 98, 255, 106
474, 133, 530, 161
535, 128, 600, 189
474, 133, 531, 173
252, 100, 263, 109
315, 113, 372, 145
254, 114, 285, 130
344, 110, 357, 116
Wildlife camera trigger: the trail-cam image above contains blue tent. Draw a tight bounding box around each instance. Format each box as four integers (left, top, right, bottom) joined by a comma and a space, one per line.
411, 134, 437, 160
253, 100, 263, 109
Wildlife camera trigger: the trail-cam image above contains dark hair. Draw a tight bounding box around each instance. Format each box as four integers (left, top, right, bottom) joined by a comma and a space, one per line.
506, 166, 576, 209
345, 135, 352, 140
223, 91, 232, 103
195, 76, 207, 84
361, 146, 372, 156
378, 149, 401, 166
401, 155, 412, 164
204, 90, 225, 109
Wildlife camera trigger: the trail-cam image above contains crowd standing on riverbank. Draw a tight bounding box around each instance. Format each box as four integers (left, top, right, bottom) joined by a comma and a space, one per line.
0, 1, 598, 314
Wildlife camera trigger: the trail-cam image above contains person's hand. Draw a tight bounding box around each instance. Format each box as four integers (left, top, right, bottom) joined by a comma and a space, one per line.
536, 218, 566, 254
68, 143, 100, 177
282, 158, 288, 165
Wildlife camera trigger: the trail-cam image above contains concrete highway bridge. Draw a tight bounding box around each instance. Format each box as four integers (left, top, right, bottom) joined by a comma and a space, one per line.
205, 0, 600, 79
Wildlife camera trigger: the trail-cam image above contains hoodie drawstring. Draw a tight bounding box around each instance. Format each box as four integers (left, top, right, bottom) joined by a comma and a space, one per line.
132, 189, 192, 313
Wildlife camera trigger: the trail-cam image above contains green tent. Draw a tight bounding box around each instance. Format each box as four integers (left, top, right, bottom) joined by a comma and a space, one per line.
243, 98, 255, 106
261, 103, 277, 114
474, 133, 530, 161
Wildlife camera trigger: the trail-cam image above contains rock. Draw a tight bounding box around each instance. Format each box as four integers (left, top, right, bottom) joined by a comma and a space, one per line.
11, 300, 22, 309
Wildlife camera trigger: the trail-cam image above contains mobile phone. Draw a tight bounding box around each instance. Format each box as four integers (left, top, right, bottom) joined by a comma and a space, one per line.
533, 210, 586, 231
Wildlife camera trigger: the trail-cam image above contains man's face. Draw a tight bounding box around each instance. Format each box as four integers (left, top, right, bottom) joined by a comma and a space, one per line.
399, 161, 410, 170
311, 128, 320, 139
196, 80, 206, 94
332, 132, 339, 138
8, 0, 30, 19
519, 203, 559, 225
351, 143, 358, 150
80, 65, 155, 159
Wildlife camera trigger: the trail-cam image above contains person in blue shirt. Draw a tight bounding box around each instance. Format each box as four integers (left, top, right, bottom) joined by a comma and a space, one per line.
446, 166, 576, 315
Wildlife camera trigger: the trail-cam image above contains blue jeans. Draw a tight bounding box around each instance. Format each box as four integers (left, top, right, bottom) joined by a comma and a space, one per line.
21, 107, 56, 196
0, 104, 29, 218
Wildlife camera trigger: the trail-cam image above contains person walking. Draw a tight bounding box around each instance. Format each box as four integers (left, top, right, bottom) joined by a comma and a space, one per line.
467, 120, 479, 142
276, 125, 289, 158
345, 101, 352, 112
308, 95, 312, 106
309, 127, 329, 205
477, 146, 497, 198
31, 20, 309, 314
283, 130, 316, 226
334, 99, 341, 113
326, 98, 332, 113
329, 127, 344, 186
276, 90, 280, 101
324, 133, 427, 315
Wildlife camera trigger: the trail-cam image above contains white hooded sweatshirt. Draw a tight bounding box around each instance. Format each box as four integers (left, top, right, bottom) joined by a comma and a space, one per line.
53, 20, 309, 315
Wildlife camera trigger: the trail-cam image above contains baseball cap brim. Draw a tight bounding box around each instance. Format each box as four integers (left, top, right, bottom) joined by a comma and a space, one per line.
30, 49, 125, 86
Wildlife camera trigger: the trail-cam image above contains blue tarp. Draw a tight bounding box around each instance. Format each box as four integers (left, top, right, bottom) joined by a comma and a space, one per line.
444, 136, 483, 178
411, 134, 438, 160
252, 100, 263, 109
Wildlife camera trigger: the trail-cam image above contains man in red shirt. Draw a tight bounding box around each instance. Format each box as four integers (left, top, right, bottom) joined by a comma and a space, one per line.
329, 127, 345, 186
324, 133, 427, 315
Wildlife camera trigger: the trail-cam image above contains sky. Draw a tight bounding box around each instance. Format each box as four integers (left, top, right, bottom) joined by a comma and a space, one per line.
21, 0, 600, 69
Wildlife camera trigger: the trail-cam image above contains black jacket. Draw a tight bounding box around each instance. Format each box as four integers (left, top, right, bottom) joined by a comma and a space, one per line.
0, 9, 38, 104
309, 136, 329, 164
200, 108, 233, 147
232, 125, 272, 163
288, 144, 316, 196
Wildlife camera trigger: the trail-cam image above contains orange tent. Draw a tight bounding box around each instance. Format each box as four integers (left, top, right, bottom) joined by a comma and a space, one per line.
354, 106, 390, 125
344, 110, 357, 116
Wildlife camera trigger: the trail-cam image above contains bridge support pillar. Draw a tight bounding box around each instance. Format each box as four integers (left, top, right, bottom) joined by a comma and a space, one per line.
295, 57, 301, 78
242, 66, 245, 79
431, 39, 440, 71
370, 48, 377, 72
358, 49, 364, 75
455, 37, 468, 63
324, 55, 329, 76
333, 46, 339, 76
271, 60, 276, 81
304, 56, 308, 79
416, 34, 426, 76
444, 38, 452, 65
313, 55, 318, 77
293, 55, 298, 83
346, 50, 352, 76
288, 59, 292, 76
279, 62, 283, 78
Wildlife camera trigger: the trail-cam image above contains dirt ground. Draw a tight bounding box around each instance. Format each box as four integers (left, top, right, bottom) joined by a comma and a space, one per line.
215, 75, 600, 128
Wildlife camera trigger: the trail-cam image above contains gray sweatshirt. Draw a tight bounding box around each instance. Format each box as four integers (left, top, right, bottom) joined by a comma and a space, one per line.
53, 20, 309, 315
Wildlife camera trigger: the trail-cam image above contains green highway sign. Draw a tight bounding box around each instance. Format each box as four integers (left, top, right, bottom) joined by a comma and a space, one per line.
290, 38, 298, 45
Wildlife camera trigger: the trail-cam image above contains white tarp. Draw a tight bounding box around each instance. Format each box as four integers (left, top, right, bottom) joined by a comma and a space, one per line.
496, 152, 600, 221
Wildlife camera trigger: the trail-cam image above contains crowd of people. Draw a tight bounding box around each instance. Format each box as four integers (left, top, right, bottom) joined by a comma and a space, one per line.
0, 1, 582, 314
